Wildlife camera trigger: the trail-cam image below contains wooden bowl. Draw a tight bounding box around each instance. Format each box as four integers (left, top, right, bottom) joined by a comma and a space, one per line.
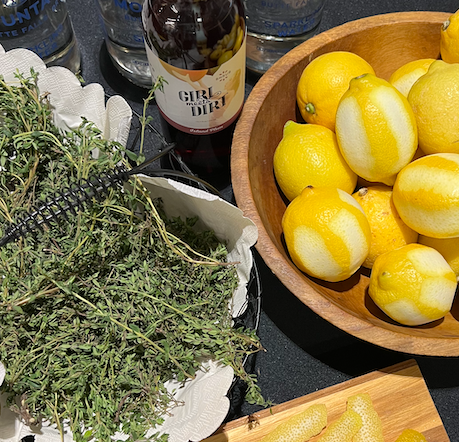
231, 11, 459, 356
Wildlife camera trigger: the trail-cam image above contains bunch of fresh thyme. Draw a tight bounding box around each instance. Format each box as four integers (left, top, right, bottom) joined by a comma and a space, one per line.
0, 71, 264, 441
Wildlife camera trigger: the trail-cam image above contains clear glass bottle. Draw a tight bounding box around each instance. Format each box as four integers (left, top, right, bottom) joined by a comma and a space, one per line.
94, 0, 152, 88
0, 0, 81, 73
244, 0, 326, 74
142, 0, 246, 188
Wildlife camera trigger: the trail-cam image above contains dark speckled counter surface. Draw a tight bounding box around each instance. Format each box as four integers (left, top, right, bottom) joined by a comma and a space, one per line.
67, 0, 459, 439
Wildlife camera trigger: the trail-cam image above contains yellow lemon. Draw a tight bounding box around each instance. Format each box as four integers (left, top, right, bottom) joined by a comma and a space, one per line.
419, 235, 459, 278
282, 186, 371, 282
352, 186, 418, 269
389, 58, 436, 97
369, 243, 457, 326
441, 9, 459, 63
335, 73, 418, 186
296, 51, 375, 131
395, 429, 427, 442
393, 153, 459, 238
273, 121, 357, 201
407, 60, 459, 154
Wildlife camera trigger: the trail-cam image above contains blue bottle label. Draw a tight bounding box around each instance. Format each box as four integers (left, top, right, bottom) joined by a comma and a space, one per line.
0, 0, 72, 59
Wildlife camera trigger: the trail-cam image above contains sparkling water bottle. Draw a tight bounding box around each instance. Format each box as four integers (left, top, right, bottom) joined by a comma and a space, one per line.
95, 0, 151, 88
244, 0, 326, 74
0, 0, 81, 73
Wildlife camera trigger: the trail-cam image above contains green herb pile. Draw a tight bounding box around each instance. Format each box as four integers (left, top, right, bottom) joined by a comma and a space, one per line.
0, 71, 264, 441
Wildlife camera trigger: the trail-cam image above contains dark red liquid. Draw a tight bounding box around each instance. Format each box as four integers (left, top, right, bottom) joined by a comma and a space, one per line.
160, 115, 236, 189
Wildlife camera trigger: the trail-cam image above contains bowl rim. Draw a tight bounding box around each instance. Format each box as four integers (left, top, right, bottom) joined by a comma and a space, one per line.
232, 11, 458, 357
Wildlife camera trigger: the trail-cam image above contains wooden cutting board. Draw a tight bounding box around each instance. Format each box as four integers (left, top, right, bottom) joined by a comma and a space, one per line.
204, 359, 449, 442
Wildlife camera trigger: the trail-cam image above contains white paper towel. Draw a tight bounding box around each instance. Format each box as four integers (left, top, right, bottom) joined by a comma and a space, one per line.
0, 46, 258, 442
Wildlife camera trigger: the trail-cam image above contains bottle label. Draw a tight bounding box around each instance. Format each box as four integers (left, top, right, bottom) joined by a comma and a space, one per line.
0, 0, 71, 59
0, 0, 59, 34
145, 34, 247, 135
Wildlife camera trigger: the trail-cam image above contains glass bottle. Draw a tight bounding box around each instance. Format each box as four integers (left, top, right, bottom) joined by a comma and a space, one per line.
244, 0, 326, 74
0, 0, 81, 73
95, 0, 152, 88
142, 0, 246, 188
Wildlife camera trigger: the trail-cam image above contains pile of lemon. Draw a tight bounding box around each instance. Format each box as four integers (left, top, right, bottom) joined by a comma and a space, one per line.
275, 9, 459, 327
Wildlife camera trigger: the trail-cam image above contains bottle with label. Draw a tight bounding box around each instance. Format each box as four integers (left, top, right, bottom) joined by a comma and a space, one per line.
0, 0, 81, 73
142, 0, 246, 188
95, 0, 152, 88
244, 0, 326, 74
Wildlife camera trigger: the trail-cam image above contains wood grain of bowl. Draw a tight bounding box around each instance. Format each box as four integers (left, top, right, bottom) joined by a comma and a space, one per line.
231, 11, 459, 356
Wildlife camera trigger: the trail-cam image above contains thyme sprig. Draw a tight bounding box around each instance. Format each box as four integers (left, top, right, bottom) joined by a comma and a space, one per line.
0, 71, 265, 442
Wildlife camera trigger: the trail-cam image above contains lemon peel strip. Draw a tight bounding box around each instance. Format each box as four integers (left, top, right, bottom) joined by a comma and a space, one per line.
347, 393, 384, 442
395, 428, 427, 442
317, 409, 362, 442
260, 403, 327, 442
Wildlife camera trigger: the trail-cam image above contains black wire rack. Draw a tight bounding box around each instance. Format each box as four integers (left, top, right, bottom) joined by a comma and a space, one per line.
226, 259, 263, 422
0, 103, 225, 247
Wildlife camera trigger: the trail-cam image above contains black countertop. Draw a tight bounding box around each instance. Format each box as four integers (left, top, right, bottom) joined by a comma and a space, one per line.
67, 0, 459, 439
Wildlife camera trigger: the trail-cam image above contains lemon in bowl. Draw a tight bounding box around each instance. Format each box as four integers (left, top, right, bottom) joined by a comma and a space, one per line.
282, 186, 371, 283
388, 58, 436, 97
407, 60, 459, 154
393, 153, 459, 239
352, 185, 418, 269
369, 244, 457, 326
440, 8, 459, 63
296, 51, 375, 131
335, 73, 418, 186
273, 121, 357, 201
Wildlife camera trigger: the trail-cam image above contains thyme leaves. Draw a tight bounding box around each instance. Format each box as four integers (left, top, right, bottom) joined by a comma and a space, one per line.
0, 71, 264, 441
